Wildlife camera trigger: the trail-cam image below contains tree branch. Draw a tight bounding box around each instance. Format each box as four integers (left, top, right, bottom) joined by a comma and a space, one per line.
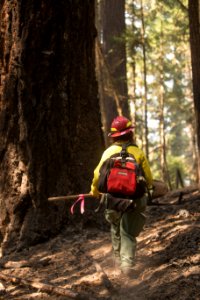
175, 0, 188, 12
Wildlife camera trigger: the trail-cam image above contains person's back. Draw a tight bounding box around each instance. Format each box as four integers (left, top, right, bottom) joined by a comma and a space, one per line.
90, 116, 153, 277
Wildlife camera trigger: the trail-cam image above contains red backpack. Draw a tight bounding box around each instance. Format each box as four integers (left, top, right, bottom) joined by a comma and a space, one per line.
98, 143, 146, 198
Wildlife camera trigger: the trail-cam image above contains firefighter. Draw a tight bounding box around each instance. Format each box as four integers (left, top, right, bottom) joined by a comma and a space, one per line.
90, 116, 153, 277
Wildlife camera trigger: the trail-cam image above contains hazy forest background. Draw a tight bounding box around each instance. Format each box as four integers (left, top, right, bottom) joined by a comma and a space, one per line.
96, 0, 196, 190
0, 0, 200, 252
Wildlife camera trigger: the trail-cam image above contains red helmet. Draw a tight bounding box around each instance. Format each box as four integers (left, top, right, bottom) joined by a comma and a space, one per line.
108, 116, 134, 137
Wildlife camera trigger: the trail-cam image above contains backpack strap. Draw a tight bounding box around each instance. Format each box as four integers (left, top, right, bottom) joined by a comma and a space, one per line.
120, 142, 132, 165
113, 141, 138, 162
120, 142, 134, 157
120, 143, 128, 159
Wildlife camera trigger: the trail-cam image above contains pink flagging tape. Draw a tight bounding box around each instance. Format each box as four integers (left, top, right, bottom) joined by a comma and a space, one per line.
70, 194, 85, 214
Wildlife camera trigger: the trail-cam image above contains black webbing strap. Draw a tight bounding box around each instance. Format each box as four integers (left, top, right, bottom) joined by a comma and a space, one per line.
120, 142, 131, 165
120, 142, 131, 157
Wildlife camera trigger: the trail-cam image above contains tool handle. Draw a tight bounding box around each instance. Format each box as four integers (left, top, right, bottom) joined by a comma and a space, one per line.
48, 193, 96, 201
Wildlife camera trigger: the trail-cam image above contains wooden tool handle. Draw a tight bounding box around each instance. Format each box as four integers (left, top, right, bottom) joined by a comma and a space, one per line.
48, 193, 95, 201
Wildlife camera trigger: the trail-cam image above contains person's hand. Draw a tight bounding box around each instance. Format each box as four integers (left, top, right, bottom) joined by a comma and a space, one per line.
89, 190, 101, 198
147, 187, 154, 204
148, 188, 154, 198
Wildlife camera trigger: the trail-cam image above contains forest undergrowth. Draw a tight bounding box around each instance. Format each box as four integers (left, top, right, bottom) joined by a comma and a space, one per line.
0, 187, 199, 300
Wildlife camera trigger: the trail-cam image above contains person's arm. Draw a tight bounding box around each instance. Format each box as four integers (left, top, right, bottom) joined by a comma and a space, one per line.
140, 153, 153, 189
90, 145, 121, 197
90, 160, 103, 197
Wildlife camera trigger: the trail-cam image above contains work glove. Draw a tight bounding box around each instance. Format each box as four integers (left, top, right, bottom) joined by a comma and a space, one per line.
147, 187, 154, 204
149, 187, 154, 197
94, 193, 106, 212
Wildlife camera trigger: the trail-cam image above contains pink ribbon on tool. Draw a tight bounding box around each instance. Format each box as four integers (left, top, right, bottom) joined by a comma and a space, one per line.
70, 194, 85, 214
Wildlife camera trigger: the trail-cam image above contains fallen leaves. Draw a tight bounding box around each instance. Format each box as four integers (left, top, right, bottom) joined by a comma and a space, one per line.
0, 186, 199, 299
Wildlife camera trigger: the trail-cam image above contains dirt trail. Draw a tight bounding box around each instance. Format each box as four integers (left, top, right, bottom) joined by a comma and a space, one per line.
0, 189, 199, 300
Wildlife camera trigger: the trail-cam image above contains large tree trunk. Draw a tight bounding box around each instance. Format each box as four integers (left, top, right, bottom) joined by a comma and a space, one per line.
188, 0, 200, 183
98, 0, 129, 144
0, 0, 104, 254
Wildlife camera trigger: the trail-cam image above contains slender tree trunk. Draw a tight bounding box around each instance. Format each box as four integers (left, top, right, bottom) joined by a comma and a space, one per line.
0, 0, 103, 254
189, 0, 200, 184
159, 79, 172, 189
140, 0, 149, 158
185, 46, 199, 183
127, 2, 138, 141
130, 60, 137, 127
158, 19, 172, 189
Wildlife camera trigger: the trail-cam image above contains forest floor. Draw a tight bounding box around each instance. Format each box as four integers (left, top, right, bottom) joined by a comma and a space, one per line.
0, 186, 200, 300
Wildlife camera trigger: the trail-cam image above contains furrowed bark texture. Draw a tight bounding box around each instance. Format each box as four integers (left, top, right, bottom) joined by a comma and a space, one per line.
0, 0, 103, 253
189, 0, 200, 183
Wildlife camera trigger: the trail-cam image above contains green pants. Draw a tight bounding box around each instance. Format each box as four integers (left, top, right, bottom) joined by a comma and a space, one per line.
104, 195, 147, 268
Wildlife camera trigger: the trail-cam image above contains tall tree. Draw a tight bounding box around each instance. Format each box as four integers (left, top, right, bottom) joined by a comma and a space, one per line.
140, 0, 149, 158
0, 0, 103, 253
98, 0, 130, 143
126, 0, 146, 146
188, 0, 200, 182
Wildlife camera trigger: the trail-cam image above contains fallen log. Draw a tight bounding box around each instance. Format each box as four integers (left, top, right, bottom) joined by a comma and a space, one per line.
0, 273, 88, 299
168, 185, 199, 198
178, 193, 200, 204
152, 180, 169, 199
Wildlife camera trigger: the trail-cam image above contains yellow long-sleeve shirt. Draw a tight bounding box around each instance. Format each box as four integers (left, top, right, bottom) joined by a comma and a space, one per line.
90, 143, 153, 197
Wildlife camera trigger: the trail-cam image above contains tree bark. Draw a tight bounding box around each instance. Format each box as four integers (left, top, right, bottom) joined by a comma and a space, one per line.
156, 15, 172, 190
188, 0, 200, 184
0, 0, 104, 253
99, 0, 130, 143
140, 0, 149, 159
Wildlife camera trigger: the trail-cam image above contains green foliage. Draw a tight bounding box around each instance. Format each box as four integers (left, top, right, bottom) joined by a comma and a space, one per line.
126, 0, 195, 186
